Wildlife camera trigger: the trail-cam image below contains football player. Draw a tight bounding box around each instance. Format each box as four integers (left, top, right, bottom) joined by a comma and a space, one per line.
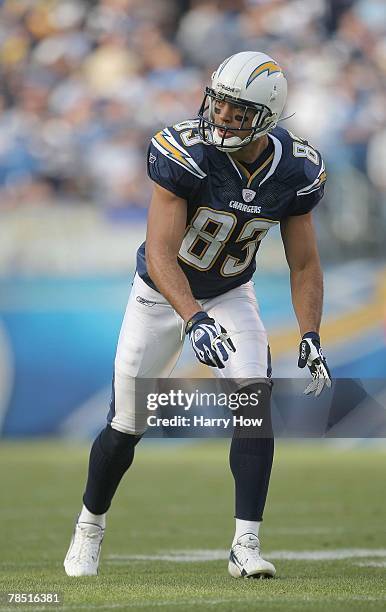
64, 51, 331, 579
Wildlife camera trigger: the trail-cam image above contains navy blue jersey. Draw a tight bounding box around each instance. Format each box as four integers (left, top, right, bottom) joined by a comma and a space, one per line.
137, 121, 326, 299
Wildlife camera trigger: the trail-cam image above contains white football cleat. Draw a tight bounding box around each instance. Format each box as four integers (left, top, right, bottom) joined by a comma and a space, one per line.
228, 533, 276, 579
64, 520, 104, 577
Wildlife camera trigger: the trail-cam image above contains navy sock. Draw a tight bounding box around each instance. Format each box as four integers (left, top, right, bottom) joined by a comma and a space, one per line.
83, 425, 141, 514
229, 383, 274, 521
230, 436, 274, 521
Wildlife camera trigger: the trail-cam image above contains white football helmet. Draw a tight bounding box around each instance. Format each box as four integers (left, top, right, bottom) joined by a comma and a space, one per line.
198, 51, 287, 152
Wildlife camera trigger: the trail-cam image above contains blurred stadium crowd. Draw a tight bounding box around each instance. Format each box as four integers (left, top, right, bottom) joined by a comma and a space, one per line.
0, 0, 385, 256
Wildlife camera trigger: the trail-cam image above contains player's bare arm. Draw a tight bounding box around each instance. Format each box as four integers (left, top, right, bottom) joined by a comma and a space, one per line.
146, 183, 200, 322
281, 212, 331, 395
280, 212, 323, 337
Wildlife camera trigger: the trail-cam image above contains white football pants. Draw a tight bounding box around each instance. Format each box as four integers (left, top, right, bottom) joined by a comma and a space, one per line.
110, 274, 270, 435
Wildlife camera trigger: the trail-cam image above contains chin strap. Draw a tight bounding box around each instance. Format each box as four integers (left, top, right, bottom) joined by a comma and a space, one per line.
211, 118, 276, 152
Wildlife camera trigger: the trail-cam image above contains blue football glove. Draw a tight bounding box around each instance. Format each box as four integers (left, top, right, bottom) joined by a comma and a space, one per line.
298, 332, 332, 397
185, 311, 236, 369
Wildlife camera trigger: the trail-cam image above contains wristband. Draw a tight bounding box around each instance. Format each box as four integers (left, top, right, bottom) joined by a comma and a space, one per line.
185, 311, 211, 334
302, 331, 320, 342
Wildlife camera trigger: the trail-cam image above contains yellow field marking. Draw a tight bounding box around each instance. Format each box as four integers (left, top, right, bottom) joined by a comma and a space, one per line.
269, 267, 386, 358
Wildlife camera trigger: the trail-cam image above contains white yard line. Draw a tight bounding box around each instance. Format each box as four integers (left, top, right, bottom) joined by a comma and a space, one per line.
107, 548, 386, 563
270, 549, 386, 561
354, 561, 386, 568
263, 526, 348, 535
2, 548, 385, 571
108, 550, 226, 562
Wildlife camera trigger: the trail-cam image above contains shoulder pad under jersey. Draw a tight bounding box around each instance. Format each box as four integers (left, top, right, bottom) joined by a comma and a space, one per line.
147, 120, 207, 199
270, 126, 326, 194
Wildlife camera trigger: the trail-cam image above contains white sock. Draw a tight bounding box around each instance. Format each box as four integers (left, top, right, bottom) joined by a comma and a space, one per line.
78, 504, 106, 529
232, 519, 261, 546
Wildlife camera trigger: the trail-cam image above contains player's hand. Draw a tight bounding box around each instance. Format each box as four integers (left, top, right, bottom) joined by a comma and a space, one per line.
185, 310, 236, 368
298, 332, 331, 396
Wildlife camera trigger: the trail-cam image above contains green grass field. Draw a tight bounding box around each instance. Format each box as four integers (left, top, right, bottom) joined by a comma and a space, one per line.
0, 440, 385, 612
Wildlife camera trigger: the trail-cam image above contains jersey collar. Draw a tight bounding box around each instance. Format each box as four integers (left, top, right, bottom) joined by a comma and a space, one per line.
259, 133, 283, 186
224, 134, 281, 188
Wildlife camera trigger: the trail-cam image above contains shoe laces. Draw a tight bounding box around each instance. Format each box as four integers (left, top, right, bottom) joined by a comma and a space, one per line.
234, 534, 262, 562
71, 524, 102, 563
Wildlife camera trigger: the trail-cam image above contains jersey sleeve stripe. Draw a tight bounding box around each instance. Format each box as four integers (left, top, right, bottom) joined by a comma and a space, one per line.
296, 181, 326, 196
163, 128, 206, 177
296, 161, 326, 196
152, 129, 206, 179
